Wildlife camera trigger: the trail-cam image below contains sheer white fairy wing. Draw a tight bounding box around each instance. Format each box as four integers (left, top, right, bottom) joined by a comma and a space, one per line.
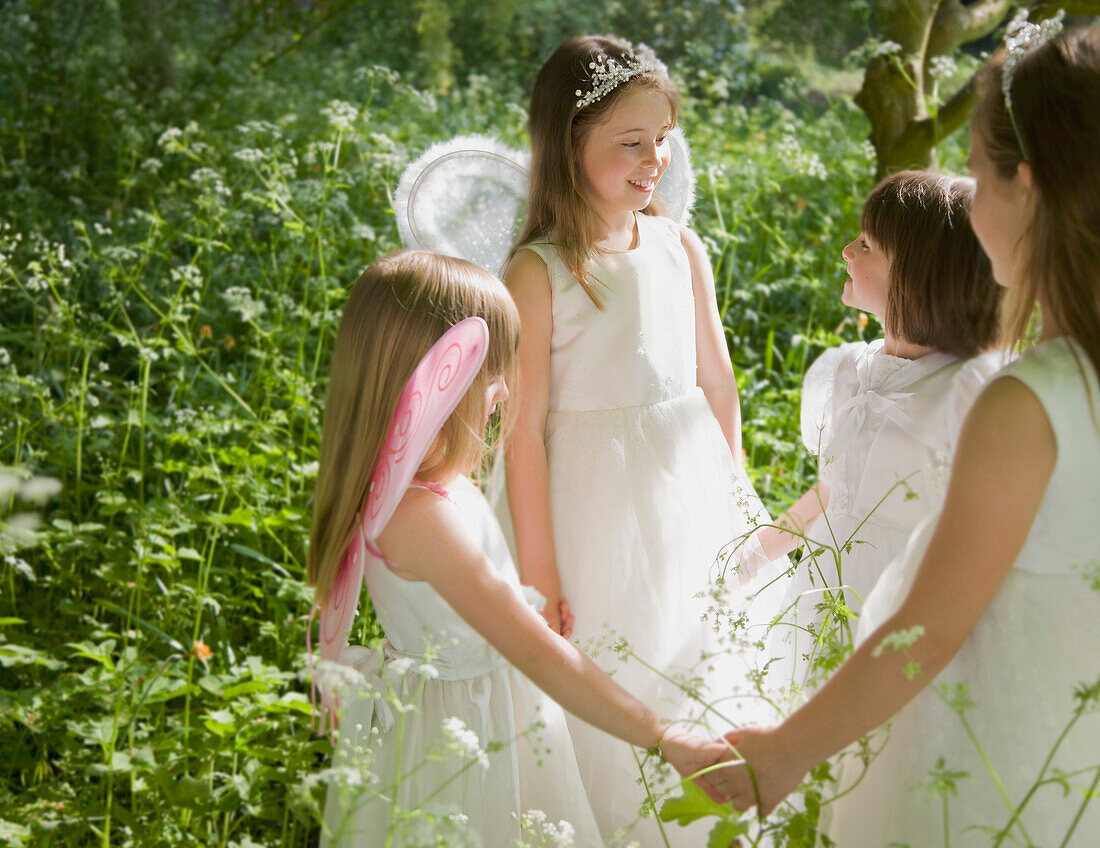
656, 126, 696, 226
394, 135, 530, 275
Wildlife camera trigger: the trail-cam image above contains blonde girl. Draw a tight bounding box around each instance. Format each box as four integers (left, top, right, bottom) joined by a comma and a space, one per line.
308, 250, 725, 847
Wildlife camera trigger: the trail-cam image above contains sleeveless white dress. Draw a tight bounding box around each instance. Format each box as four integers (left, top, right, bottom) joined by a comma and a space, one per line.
502, 214, 777, 846
827, 337, 1100, 846
767, 341, 1004, 697
322, 476, 603, 847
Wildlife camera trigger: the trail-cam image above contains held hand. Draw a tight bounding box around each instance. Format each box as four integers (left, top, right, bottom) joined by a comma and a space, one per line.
539, 599, 563, 634
660, 725, 732, 803
704, 727, 808, 817
558, 597, 574, 639
733, 534, 773, 586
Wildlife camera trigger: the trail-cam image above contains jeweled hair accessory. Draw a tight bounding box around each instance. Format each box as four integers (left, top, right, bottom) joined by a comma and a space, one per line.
574, 43, 667, 109
1002, 8, 1065, 160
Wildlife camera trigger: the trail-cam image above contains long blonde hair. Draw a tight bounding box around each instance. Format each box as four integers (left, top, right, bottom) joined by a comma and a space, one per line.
510, 35, 679, 306
307, 250, 520, 605
972, 27, 1100, 375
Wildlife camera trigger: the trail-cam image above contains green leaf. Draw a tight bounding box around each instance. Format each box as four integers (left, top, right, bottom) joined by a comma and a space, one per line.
0, 643, 64, 670
708, 817, 749, 847
230, 543, 290, 577
659, 780, 734, 825
221, 680, 271, 699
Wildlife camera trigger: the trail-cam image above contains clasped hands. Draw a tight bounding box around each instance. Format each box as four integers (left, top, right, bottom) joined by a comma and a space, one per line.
664, 725, 809, 818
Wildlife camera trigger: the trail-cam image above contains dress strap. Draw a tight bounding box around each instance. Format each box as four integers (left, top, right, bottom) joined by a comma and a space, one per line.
409, 478, 456, 503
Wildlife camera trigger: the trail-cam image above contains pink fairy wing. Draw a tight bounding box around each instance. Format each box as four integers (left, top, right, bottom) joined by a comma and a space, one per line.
312, 317, 490, 732
361, 315, 489, 541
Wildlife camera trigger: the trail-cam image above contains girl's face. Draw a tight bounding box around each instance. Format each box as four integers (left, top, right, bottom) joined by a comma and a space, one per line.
841, 231, 890, 319
579, 86, 673, 223
967, 125, 1030, 287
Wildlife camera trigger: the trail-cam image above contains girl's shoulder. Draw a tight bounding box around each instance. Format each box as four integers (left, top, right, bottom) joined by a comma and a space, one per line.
800, 341, 871, 453
993, 337, 1100, 441
376, 477, 482, 577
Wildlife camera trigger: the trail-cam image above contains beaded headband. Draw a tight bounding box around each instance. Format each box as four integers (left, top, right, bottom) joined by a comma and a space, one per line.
1001, 8, 1065, 161
574, 43, 667, 110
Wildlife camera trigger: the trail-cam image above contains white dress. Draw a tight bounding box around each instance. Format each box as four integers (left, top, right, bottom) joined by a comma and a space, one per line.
322, 476, 603, 848
504, 213, 775, 846
768, 340, 1004, 696
827, 336, 1100, 846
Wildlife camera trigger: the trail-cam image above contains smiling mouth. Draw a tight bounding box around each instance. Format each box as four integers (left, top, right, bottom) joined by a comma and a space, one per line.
628, 178, 656, 190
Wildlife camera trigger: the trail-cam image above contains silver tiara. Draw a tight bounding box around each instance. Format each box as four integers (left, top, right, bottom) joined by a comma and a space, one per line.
574, 44, 667, 110
1002, 8, 1065, 160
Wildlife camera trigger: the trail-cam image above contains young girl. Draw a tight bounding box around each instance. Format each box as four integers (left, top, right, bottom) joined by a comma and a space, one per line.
740, 171, 1005, 696
501, 36, 772, 843
709, 25, 1100, 847
307, 250, 726, 847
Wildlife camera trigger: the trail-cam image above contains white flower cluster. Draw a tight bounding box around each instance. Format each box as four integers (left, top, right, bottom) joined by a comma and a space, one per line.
222, 286, 268, 323
441, 716, 489, 768
928, 54, 957, 81
322, 99, 359, 133
234, 148, 266, 164
776, 132, 828, 180
313, 659, 368, 698
157, 127, 184, 148
191, 168, 231, 198
872, 40, 903, 58
517, 810, 577, 847
170, 265, 202, 289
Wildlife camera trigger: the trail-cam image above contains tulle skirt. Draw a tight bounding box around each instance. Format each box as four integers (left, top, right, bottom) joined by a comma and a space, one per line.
543, 388, 783, 846
321, 663, 603, 847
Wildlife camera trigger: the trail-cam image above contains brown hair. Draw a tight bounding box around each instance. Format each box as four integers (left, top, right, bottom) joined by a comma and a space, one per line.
307, 250, 521, 605
510, 35, 680, 306
861, 170, 1003, 357
971, 26, 1100, 374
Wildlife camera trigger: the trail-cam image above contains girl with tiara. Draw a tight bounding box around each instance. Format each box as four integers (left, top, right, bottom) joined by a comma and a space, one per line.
308, 250, 726, 847
501, 36, 776, 844
708, 21, 1100, 847
737, 170, 1005, 698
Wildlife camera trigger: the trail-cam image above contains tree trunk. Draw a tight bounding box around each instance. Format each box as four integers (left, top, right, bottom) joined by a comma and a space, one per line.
858, 0, 1100, 178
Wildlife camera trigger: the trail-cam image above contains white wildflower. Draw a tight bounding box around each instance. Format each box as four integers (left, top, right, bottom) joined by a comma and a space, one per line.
234, 148, 266, 164
386, 656, 414, 676
418, 663, 439, 679
170, 265, 202, 288
222, 286, 267, 323
351, 223, 376, 240
929, 55, 957, 81
322, 99, 359, 133
776, 134, 828, 180
442, 716, 489, 768
873, 40, 903, 58
19, 477, 61, 505
314, 659, 367, 696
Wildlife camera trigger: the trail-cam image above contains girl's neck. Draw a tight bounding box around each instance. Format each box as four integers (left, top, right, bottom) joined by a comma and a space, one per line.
596, 209, 638, 252
882, 332, 937, 361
